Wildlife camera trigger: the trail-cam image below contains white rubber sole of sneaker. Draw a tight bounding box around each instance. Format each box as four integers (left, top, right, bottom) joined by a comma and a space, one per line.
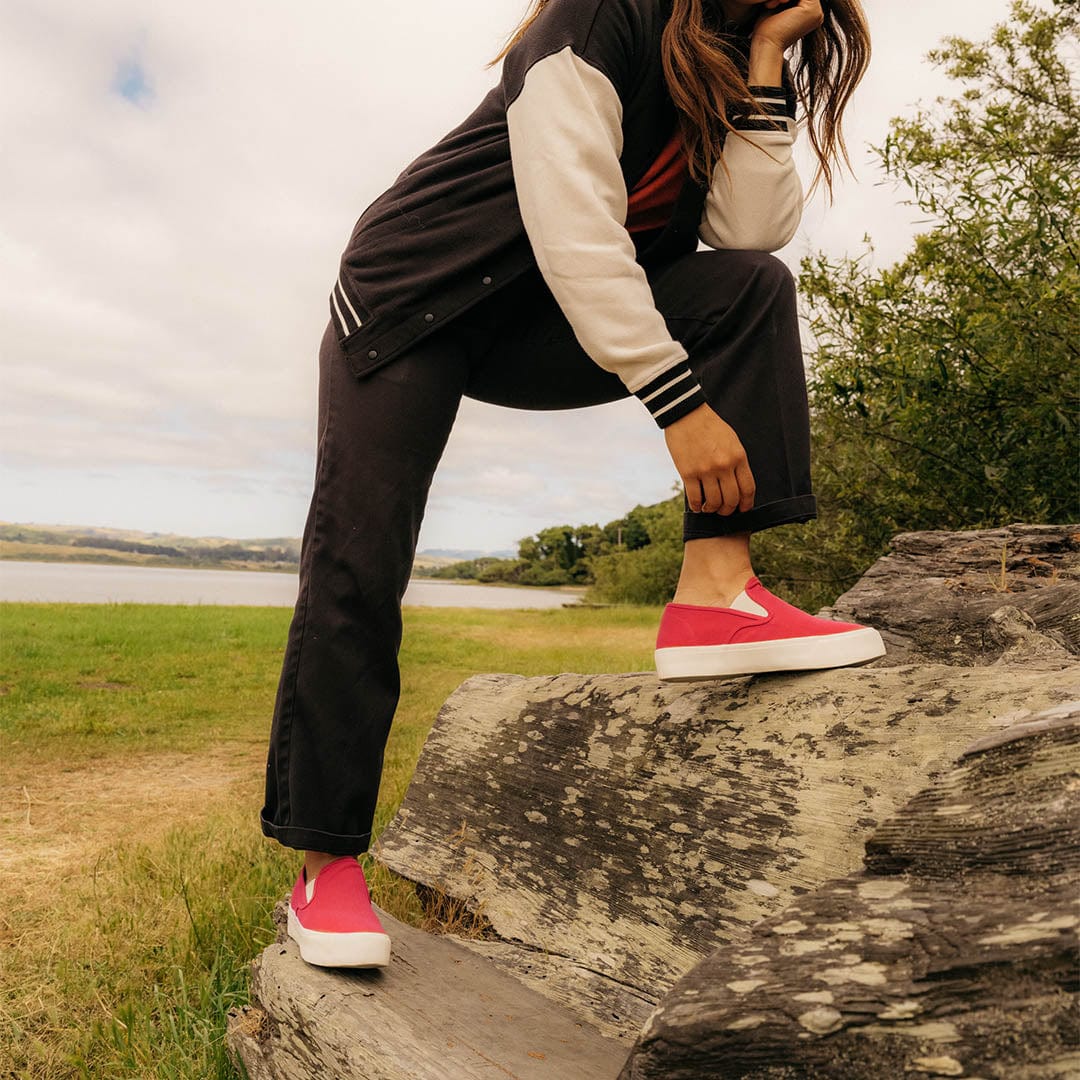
655, 625, 886, 681
287, 906, 392, 968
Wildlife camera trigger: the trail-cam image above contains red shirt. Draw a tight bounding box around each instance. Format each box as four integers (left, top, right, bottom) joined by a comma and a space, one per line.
625, 129, 688, 233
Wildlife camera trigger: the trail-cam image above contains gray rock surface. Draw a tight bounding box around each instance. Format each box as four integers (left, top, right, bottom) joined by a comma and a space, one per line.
619, 702, 1080, 1080
374, 664, 1077, 1037
825, 523, 1079, 664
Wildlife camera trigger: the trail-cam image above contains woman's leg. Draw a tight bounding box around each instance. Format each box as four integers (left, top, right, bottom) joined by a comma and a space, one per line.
464, 254, 814, 601
648, 249, 816, 542
467, 251, 880, 672
653, 249, 814, 606
643, 250, 882, 675
261, 322, 470, 861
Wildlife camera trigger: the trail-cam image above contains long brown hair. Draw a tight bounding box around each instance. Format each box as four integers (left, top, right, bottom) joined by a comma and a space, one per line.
493, 0, 870, 193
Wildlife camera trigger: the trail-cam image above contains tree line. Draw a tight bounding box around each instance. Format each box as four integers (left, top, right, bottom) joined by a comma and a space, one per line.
67, 536, 297, 564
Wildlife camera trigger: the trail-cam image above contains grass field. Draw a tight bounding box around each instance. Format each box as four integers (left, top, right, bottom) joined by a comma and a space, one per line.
0, 601, 658, 1078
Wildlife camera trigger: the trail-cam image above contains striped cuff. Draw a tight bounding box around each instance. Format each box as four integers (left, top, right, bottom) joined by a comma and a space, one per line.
329, 273, 366, 339
731, 86, 795, 132
634, 361, 707, 428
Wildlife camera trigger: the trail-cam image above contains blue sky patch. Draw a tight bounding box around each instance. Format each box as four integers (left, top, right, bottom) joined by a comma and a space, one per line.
111, 55, 153, 106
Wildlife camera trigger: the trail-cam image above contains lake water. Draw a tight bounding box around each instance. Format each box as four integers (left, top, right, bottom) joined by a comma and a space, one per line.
0, 560, 580, 609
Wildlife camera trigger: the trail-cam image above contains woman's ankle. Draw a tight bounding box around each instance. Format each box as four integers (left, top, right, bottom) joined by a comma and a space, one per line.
304, 851, 351, 879
672, 578, 753, 607
673, 534, 754, 607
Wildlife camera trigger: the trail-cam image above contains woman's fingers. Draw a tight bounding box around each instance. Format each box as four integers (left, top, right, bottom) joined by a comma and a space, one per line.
690, 463, 754, 516
685, 476, 705, 513
700, 475, 725, 514
736, 459, 757, 513
718, 470, 741, 515
753, 0, 824, 49
665, 405, 757, 516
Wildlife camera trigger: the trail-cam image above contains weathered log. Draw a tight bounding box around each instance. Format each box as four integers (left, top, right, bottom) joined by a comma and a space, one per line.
230, 664, 1079, 1080
229, 525, 1080, 1080
227, 906, 631, 1080
373, 662, 1078, 1034
619, 702, 1080, 1080
825, 524, 1080, 664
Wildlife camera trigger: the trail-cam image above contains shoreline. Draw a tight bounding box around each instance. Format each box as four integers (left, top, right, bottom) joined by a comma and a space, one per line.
0, 552, 586, 591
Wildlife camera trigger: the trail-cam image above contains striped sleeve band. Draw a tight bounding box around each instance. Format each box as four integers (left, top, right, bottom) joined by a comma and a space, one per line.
634, 361, 707, 428
730, 86, 796, 133
330, 274, 363, 339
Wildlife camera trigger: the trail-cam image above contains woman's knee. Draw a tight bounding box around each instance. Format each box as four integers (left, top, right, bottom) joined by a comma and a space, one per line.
655, 249, 796, 322
698, 249, 796, 303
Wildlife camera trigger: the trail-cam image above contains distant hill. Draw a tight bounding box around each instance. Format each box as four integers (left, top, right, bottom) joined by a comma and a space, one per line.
0, 522, 301, 572
0, 523, 511, 573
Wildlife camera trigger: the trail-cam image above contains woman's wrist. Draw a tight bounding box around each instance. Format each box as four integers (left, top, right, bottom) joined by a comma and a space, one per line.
747, 38, 785, 87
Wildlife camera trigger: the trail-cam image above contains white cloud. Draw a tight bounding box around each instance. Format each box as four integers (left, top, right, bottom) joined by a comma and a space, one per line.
1, 0, 1017, 549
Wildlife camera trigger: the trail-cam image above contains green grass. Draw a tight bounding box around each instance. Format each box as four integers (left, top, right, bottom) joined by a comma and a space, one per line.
0, 601, 657, 1079
1, 604, 286, 762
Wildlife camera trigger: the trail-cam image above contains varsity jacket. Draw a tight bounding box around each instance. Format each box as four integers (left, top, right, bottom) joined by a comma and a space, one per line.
330, 0, 801, 427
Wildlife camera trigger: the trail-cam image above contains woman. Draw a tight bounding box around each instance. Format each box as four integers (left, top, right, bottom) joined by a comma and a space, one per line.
263, 0, 875, 969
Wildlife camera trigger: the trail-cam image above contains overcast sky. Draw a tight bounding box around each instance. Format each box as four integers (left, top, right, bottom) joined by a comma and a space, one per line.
2, 0, 1016, 551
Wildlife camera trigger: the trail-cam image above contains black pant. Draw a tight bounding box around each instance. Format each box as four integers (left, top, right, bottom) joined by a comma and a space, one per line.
261, 249, 815, 855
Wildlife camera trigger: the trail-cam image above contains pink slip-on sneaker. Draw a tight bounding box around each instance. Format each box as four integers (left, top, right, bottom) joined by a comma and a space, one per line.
287, 856, 391, 968
655, 576, 885, 680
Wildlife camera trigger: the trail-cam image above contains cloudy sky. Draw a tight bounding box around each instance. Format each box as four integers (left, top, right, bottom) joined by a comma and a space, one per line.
2, 0, 1016, 552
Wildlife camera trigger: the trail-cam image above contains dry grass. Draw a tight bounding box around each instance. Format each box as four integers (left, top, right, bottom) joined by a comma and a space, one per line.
0, 600, 658, 1078
2, 744, 263, 907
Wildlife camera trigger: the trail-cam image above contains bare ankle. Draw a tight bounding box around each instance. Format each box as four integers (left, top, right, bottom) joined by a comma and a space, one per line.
675, 534, 754, 607
672, 579, 751, 608
304, 851, 350, 878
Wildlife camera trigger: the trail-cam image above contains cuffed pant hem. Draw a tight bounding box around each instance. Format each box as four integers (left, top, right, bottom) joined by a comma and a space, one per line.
683, 494, 817, 541
260, 815, 372, 856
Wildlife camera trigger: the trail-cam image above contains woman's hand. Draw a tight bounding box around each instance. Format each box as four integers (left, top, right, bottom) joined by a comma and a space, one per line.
751, 0, 824, 52
664, 403, 756, 514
